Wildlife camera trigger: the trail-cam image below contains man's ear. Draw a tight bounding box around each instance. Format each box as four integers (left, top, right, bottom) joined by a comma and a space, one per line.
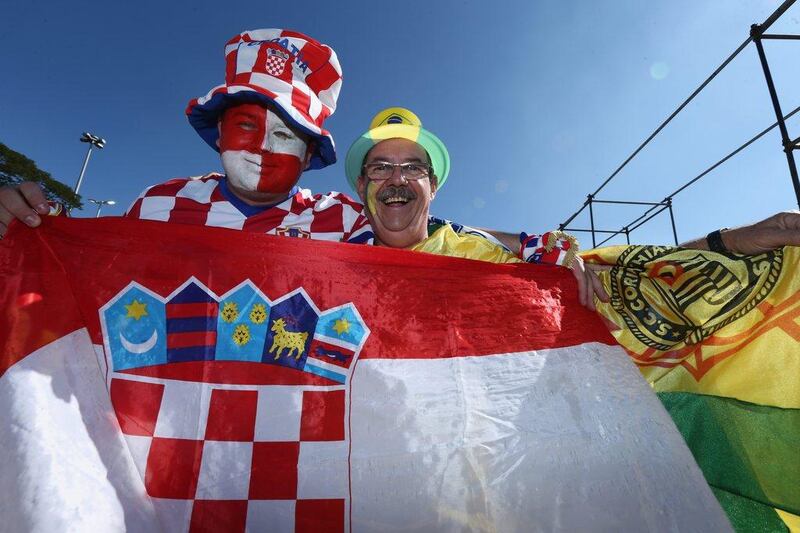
356, 175, 368, 202
303, 141, 316, 170
430, 175, 438, 200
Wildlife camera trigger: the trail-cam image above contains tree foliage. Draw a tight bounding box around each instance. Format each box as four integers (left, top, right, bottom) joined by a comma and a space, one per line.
0, 142, 82, 210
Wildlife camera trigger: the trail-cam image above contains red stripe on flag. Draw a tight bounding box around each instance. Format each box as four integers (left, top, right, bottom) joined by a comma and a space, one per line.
166, 302, 219, 318
167, 331, 217, 349
0, 222, 85, 377
4, 217, 618, 371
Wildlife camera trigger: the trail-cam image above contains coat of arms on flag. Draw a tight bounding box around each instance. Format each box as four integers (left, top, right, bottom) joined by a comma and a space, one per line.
265, 46, 291, 77
99, 277, 368, 531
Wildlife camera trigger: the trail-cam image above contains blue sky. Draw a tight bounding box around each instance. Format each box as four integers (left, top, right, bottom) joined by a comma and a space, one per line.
2, 0, 798, 246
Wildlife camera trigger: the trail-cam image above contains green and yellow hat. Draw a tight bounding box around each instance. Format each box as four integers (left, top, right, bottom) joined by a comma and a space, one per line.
344, 107, 450, 192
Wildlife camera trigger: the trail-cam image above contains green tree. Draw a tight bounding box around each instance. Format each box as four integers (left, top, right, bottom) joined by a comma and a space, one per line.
0, 142, 81, 210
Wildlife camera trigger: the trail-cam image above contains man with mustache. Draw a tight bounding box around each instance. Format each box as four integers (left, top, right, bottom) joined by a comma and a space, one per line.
345, 108, 800, 306
346, 108, 607, 309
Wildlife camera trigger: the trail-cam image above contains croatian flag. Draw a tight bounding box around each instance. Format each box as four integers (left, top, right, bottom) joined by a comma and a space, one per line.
0, 217, 729, 532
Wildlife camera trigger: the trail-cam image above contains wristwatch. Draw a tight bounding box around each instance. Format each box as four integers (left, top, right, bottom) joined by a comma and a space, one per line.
706, 228, 729, 253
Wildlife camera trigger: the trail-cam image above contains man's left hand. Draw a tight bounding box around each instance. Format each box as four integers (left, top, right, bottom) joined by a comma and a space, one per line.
570, 256, 609, 311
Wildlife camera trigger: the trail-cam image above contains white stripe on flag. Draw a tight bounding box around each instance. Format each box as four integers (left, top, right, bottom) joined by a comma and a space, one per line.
0, 329, 158, 532
1, 333, 731, 532
349, 342, 730, 532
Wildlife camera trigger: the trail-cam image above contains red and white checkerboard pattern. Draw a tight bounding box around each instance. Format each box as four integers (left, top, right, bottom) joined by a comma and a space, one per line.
519, 231, 575, 266
125, 174, 373, 244
189, 29, 342, 151
110, 375, 348, 532
265, 54, 288, 77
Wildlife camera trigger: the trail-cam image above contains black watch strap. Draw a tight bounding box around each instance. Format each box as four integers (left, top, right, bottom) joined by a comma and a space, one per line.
706, 228, 729, 253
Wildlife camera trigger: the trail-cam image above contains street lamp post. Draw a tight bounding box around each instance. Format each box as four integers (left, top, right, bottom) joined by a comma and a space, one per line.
73, 132, 106, 196
88, 198, 116, 217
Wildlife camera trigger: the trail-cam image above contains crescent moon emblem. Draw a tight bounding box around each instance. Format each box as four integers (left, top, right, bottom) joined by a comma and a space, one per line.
120, 330, 158, 354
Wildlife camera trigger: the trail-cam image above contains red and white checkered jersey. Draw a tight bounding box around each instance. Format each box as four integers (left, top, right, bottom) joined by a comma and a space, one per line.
125, 174, 373, 244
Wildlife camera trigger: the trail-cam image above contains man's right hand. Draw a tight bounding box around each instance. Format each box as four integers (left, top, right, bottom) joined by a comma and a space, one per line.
680, 211, 800, 255
0, 182, 50, 237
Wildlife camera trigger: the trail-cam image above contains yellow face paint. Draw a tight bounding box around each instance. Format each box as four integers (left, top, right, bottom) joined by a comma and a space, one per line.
366, 180, 378, 215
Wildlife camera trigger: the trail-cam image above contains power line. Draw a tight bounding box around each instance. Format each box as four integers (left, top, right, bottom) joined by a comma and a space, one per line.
592, 104, 800, 247
667, 104, 800, 198
559, 35, 753, 230
560, 0, 798, 246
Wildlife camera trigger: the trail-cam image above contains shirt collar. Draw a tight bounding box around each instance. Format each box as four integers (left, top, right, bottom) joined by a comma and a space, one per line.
218, 176, 299, 216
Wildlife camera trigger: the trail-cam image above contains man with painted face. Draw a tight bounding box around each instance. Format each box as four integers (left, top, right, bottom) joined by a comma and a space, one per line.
122, 29, 372, 242
2, 30, 373, 240
2, 30, 374, 240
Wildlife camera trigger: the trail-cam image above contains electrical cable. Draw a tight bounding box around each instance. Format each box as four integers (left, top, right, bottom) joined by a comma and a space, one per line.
559, 35, 753, 229
591, 104, 800, 247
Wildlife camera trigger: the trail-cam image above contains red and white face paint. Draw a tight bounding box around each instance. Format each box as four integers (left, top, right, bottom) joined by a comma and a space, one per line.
219, 103, 309, 195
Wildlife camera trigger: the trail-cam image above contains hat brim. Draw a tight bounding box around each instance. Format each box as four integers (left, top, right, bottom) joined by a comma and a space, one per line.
186, 87, 336, 170
344, 124, 450, 192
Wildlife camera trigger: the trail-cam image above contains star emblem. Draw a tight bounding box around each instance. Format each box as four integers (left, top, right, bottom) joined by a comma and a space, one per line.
125, 299, 148, 321
332, 318, 350, 336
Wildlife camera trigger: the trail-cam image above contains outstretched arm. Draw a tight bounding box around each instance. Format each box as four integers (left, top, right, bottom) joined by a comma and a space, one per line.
479, 229, 522, 254
680, 211, 800, 254
481, 227, 609, 311
0, 182, 50, 237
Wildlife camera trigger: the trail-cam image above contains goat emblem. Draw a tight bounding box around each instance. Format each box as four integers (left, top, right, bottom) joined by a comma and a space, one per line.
269, 318, 309, 360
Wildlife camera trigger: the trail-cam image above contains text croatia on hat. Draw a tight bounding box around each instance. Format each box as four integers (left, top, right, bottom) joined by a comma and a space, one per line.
187, 29, 343, 170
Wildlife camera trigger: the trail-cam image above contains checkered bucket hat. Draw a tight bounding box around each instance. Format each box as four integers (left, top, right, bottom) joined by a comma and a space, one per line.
186, 29, 343, 170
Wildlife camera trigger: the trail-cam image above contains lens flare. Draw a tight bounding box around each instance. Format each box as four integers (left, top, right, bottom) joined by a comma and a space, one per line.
650, 62, 670, 80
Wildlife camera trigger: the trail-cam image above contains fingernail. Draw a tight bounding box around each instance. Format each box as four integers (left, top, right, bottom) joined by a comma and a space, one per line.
24, 214, 41, 226
36, 203, 50, 214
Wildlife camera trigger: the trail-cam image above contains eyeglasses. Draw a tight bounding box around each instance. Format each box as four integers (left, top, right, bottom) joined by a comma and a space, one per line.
362, 162, 431, 181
